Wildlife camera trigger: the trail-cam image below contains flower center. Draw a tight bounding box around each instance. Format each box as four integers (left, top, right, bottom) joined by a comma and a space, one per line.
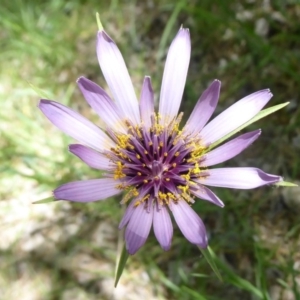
105, 113, 207, 205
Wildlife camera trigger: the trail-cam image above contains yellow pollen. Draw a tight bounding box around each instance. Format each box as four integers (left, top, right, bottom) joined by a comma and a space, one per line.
144, 150, 148, 154
192, 162, 201, 174
121, 188, 139, 204
132, 189, 139, 197
114, 161, 125, 179
178, 185, 189, 194
136, 154, 141, 159
149, 141, 153, 146
167, 192, 176, 200
164, 152, 168, 157
172, 163, 177, 168
181, 170, 191, 181
137, 172, 142, 176
134, 194, 150, 207
175, 152, 180, 157
143, 179, 148, 183
165, 178, 170, 181
116, 134, 131, 149
136, 126, 142, 138
159, 141, 163, 147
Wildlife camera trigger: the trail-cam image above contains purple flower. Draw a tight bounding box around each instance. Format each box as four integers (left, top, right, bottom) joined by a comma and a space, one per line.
39, 27, 282, 255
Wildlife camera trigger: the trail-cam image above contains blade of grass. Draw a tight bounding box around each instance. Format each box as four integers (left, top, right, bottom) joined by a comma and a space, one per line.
208, 102, 289, 151
198, 246, 222, 281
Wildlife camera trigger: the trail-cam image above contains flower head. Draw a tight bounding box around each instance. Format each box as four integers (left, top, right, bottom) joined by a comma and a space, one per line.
39, 26, 282, 255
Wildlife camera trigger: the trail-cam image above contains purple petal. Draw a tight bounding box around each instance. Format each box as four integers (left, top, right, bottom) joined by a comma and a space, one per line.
54, 178, 121, 202
170, 200, 207, 248
139, 76, 154, 128
69, 144, 111, 170
153, 205, 173, 251
185, 80, 221, 134
125, 203, 153, 254
201, 89, 273, 145
77, 77, 126, 133
97, 30, 140, 125
197, 167, 282, 189
159, 27, 191, 125
38, 100, 113, 151
202, 130, 261, 167
119, 199, 137, 229
191, 185, 224, 207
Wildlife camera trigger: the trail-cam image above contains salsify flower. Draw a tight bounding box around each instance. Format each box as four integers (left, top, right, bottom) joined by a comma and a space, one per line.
39, 26, 282, 255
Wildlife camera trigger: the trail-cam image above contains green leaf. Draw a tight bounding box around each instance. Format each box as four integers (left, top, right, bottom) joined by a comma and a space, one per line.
157, 0, 185, 62
27, 81, 53, 99
32, 196, 56, 204
96, 12, 103, 31
275, 181, 298, 187
114, 243, 129, 287
181, 286, 209, 300
208, 102, 290, 151
198, 246, 222, 281
213, 252, 264, 299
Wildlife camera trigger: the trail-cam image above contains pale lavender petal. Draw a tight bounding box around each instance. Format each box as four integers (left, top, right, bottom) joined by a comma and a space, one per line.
54, 178, 121, 202
191, 185, 224, 207
153, 205, 173, 251
97, 30, 140, 125
197, 167, 282, 189
201, 89, 273, 145
119, 186, 152, 229
201, 130, 261, 167
125, 203, 153, 254
38, 100, 113, 151
69, 144, 111, 170
139, 76, 154, 128
170, 200, 207, 248
185, 80, 221, 134
77, 77, 126, 133
119, 199, 137, 229
159, 27, 191, 125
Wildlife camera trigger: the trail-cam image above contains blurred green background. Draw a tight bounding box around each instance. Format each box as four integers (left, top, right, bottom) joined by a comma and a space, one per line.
0, 0, 299, 299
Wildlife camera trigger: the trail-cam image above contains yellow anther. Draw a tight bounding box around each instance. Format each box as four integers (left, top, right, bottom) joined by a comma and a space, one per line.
167, 192, 176, 200
121, 188, 139, 204
175, 152, 180, 157
158, 191, 166, 199
132, 188, 139, 196
192, 162, 201, 174
136, 154, 141, 159
144, 150, 148, 154
159, 141, 163, 147
114, 161, 125, 179
136, 126, 142, 138
172, 163, 177, 168
164, 152, 168, 157
178, 185, 189, 194
165, 178, 170, 181
137, 172, 142, 176
143, 179, 148, 183
149, 141, 153, 146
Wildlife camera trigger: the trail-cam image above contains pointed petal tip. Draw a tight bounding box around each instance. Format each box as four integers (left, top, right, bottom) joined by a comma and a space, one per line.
212, 79, 221, 85
76, 76, 85, 83
97, 29, 112, 43
39, 99, 50, 106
